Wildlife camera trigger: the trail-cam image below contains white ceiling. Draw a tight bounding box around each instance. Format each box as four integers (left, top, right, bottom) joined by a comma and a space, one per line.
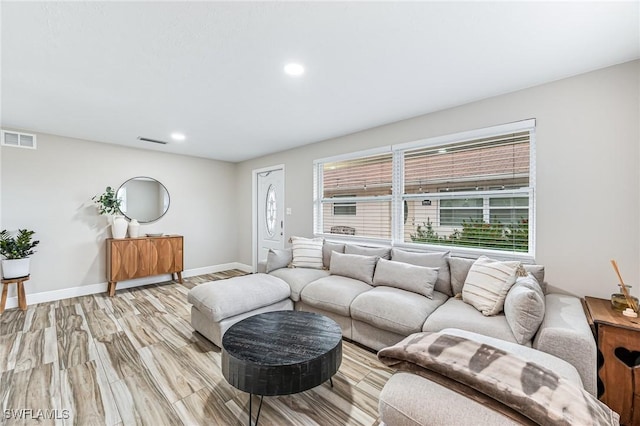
1, 1, 638, 162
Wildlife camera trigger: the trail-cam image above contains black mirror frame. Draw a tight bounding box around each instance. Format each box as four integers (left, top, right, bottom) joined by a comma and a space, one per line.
117, 176, 170, 223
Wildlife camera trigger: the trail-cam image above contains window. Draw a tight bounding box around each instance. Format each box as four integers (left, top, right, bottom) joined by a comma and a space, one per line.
315, 150, 393, 239
314, 120, 535, 258
333, 195, 357, 216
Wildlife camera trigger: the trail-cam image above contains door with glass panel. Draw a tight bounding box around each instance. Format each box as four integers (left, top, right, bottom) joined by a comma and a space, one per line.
256, 167, 284, 266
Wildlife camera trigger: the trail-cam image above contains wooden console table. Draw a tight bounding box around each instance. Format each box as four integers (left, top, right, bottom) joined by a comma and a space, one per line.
584, 296, 640, 425
106, 235, 183, 296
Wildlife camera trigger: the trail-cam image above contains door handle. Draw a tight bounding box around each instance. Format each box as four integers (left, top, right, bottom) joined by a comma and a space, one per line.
281, 220, 283, 229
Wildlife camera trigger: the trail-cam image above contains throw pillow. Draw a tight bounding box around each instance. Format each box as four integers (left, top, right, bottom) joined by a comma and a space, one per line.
504, 273, 545, 344
345, 244, 391, 260
448, 257, 475, 297
524, 265, 546, 292
373, 258, 438, 298
462, 256, 520, 316
391, 249, 452, 296
323, 241, 345, 269
330, 252, 378, 285
265, 248, 292, 273
290, 236, 324, 269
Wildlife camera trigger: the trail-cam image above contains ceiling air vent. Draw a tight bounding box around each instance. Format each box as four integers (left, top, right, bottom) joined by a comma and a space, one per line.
1, 130, 36, 149
137, 136, 168, 145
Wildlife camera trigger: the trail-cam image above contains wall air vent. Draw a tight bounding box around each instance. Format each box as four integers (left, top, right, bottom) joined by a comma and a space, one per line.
137, 136, 168, 145
1, 130, 36, 149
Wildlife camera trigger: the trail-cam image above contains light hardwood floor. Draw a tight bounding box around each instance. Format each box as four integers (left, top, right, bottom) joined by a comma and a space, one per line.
0, 271, 392, 426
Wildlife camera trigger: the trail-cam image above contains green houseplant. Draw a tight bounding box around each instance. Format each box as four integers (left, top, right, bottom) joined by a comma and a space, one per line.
92, 186, 122, 215
0, 229, 40, 278
92, 186, 127, 238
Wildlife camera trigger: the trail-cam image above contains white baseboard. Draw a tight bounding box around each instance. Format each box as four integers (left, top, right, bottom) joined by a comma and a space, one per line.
2, 262, 253, 309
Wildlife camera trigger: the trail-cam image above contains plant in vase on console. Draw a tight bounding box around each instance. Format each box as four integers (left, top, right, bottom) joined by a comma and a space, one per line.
0, 229, 39, 279
93, 186, 127, 239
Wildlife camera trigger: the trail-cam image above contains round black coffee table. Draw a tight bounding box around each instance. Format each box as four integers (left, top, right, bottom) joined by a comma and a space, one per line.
221, 310, 342, 425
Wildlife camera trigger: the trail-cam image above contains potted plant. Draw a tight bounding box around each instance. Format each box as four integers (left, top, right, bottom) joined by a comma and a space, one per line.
0, 229, 40, 278
93, 186, 127, 238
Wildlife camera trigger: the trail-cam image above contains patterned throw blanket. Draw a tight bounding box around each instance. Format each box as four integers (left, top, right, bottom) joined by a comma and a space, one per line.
378, 332, 619, 426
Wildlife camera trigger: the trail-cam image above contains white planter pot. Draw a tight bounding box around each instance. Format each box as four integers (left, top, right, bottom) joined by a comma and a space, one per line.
111, 215, 128, 239
128, 219, 140, 238
1, 258, 30, 279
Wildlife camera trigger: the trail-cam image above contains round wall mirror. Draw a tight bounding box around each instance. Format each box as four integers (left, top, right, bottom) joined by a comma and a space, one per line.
116, 177, 170, 223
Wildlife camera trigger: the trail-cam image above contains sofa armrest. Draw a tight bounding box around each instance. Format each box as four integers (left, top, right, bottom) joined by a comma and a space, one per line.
257, 261, 267, 274
533, 293, 597, 396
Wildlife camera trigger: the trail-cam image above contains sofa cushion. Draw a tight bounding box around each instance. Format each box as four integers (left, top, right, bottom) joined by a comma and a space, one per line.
504, 273, 545, 344
373, 258, 438, 298
265, 248, 292, 273
351, 287, 448, 335
300, 275, 373, 316
269, 267, 330, 302
462, 256, 519, 316
391, 249, 452, 296
323, 241, 345, 268
187, 273, 290, 322
345, 244, 391, 260
423, 298, 519, 344
330, 252, 378, 285
290, 236, 324, 269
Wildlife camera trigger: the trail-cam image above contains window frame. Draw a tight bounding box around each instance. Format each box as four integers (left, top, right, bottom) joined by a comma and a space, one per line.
313, 119, 536, 261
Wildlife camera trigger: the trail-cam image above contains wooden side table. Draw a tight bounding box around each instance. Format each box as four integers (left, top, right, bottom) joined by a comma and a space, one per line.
584, 296, 640, 425
0, 275, 29, 313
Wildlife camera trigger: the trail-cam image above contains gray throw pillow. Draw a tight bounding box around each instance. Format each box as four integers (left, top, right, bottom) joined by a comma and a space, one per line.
504, 273, 545, 344
345, 244, 391, 260
448, 257, 475, 296
329, 252, 378, 285
391, 249, 452, 296
373, 258, 438, 298
524, 265, 545, 292
266, 248, 292, 273
323, 242, 345, 269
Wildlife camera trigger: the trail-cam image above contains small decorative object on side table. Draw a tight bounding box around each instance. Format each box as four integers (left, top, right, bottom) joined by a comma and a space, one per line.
584, 296, 640, 425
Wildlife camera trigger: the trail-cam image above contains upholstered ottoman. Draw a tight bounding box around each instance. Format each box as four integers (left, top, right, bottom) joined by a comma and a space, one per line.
187, 273, 293, 347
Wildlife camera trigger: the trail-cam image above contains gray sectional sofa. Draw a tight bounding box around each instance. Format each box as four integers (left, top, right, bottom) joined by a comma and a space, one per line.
258, 241, 597, 397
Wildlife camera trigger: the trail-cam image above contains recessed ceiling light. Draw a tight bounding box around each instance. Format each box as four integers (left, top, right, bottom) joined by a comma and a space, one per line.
171, 133, 186, 141
284, 63, 305, 76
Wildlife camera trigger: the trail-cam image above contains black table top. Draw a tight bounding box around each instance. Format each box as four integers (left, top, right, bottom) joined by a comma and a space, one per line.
222, 310, 342, 396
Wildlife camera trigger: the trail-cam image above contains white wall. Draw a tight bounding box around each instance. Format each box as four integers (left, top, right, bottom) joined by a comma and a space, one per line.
1, 132, 239, 297
236, 60, 640, 299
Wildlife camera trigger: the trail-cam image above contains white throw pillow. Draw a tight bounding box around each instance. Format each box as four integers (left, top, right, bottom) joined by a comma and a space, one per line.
290, 236, 324, 269
462, 256, 520, 316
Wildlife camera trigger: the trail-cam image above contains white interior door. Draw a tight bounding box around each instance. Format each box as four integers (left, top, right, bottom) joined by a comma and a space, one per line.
256, 167, 284, 266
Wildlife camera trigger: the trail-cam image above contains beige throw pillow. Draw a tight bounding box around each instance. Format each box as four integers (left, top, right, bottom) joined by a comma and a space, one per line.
462, 256, 520, 316
290, 236, 324, 269
373, 258, 439, 298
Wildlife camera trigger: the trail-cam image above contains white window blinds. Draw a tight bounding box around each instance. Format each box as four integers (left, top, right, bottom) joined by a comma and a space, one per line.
317, 152, 393, 239
402, 131, 532, 253
313, 119, 535, 258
